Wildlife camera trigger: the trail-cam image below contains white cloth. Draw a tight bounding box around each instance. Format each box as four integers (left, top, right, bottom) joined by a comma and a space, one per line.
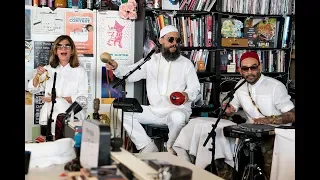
28, 64, 88, 134
270, 128, 295, 180
121, 105, 189, 149
173, 117, 236, 168
230, 74, 294, 124
25, 138, 76, 168
113, 53, 200, 149
159, 25, 179, 38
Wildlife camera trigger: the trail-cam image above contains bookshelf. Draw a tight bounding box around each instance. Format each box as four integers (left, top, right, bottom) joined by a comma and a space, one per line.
133, 0, 295, 117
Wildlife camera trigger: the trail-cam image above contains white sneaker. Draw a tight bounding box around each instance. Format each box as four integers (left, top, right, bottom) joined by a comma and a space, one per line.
140, 141, 159, 153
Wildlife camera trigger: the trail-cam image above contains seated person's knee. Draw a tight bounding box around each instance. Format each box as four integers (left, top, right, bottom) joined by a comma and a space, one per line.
168, 110, 187, 126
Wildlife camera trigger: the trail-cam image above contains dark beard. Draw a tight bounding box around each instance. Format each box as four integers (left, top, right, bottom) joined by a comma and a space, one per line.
245, 72, 261, 85
161, 46, 180, 61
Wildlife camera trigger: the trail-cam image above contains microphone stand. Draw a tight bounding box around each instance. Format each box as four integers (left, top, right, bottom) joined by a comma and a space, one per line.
203, 79, 246, 175
46, 72, 57, 142
112, 48, 157, 139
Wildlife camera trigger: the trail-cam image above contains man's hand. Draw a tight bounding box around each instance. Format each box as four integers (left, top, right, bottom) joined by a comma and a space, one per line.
181, 92, 189, 104
105, 59, 118, 70
253, 117, 272, 124
222, 103, 236, 115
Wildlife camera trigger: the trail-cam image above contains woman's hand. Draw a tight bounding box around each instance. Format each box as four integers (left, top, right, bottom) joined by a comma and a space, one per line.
63, 97, 72, 104
41, 96, 52, 103
37, 66, 47, 75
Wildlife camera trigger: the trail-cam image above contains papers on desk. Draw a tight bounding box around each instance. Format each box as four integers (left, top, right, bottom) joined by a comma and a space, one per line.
68, 120, 83, 129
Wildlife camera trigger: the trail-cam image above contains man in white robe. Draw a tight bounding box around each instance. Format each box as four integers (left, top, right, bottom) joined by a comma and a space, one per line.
106, 25, 200, 153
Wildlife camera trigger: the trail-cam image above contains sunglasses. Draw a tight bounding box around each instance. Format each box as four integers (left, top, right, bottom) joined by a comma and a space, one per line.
57, 44, 72, 50
167, 37, 181, 44
240, 65, 259, 71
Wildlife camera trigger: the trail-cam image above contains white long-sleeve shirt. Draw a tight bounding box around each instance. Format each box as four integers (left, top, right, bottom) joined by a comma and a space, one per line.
230, 74, 294, 124
28, 63, 88, 127
113, 53, 200, 117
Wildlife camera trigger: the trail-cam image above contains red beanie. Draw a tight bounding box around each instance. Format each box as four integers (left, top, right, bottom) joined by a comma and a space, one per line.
240, 52, 260, 64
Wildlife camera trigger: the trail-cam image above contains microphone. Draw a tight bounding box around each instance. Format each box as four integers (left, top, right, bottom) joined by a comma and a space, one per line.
55, 96, 87, 140
65, 96, 88, 118
222, 79, 247, 102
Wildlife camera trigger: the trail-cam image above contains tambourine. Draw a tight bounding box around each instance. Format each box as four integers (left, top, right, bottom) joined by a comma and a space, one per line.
37, 69, 50, 87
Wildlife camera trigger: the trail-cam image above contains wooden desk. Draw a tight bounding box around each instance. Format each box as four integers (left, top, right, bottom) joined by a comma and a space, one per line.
25, 164, 64, 180
26, 151, 222, 180
135, 152, 223, 180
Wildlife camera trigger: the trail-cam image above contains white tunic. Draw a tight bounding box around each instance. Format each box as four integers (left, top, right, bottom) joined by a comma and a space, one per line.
28, 63, 89, 129
230, 74, 294, 124
113, 53, 200, 117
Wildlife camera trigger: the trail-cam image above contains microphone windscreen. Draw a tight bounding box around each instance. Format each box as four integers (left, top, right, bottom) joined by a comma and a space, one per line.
76, 96, 88, 108
100, 52, 111, 63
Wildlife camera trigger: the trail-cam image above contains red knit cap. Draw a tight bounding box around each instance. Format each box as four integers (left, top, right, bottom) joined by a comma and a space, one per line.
240, 52, 260, 64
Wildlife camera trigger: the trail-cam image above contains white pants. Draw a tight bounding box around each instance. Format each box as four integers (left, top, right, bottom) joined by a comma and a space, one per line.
121, 105, 190, 150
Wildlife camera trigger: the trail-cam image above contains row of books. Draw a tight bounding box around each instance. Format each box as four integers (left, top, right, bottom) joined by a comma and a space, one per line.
179, 0, 216, 11
193, 82, 213, 107
220, 49, 287, 73
221, 0, 294, 15
182, 49, 211, 72
145, 14, 216, 47
145, 0, 216, 11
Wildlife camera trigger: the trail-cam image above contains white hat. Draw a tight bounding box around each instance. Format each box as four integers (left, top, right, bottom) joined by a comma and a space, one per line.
159, 25, 179, 38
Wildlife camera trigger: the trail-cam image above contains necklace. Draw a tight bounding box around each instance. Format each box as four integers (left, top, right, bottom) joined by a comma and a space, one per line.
247, 83, 267, 117
156, 56, 172, 96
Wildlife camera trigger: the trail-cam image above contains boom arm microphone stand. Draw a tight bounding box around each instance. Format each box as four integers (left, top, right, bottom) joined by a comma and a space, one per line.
46, 72, 57, 142
203, 79, 246, 175
112, 48, 157, 139
110, 48, 156, 151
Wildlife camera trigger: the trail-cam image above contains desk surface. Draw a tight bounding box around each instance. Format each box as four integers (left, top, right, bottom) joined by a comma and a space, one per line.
26, 152, 222, 180
135, 152, 223, 180
26, 164, 64, 180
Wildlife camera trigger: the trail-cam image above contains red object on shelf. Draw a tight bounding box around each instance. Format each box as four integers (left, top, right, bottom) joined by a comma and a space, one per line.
170, 92, 185, 105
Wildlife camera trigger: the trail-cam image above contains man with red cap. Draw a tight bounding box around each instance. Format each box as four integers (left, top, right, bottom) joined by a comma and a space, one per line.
223, 51, 295, 178
105, 25, 200, 154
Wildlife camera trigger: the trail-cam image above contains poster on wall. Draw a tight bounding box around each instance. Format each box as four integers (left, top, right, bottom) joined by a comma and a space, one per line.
25, 40, 34, 105
34, 41, 54, 67
97, 11, 134, 104
79, 56, 96, 112
25, 9, 31, 39
34, 92, 45, 124
65, 11, 94, 57
32, 8, 65, 39
33, 41, 54, 124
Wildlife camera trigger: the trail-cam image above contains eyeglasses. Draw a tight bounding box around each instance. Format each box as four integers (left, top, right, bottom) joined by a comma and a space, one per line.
240, 65, 259, 72
57, 44, 72, 50
168, 37, 181, 44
